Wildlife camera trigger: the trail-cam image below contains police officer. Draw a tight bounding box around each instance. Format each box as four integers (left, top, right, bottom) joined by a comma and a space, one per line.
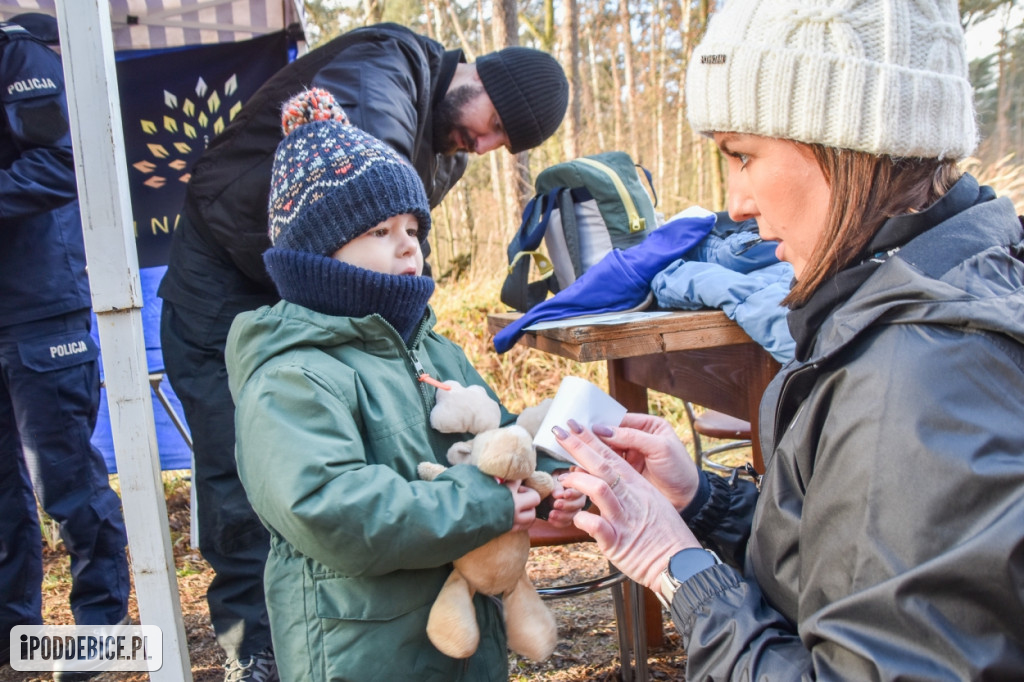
0, 13, 130, 678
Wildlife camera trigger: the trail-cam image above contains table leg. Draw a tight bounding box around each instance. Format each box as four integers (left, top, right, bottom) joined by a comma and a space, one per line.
745, 345, 779, 473
608, 358, 664, 673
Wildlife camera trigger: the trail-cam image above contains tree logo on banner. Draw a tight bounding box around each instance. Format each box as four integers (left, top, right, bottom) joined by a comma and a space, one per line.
130, 75, 244, 189
115, 31, 288, 267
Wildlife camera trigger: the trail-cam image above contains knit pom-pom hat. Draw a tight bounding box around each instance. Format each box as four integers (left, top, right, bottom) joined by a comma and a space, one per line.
265, 89, 435, 341
268, 87, 431, 256
685, 0, 977, 160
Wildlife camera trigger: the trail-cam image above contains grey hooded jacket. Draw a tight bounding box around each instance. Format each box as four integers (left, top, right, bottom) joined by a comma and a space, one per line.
672, 175, 1024, 680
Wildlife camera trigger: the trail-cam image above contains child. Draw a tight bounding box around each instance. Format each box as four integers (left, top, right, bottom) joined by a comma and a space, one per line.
225, 89, 585, 682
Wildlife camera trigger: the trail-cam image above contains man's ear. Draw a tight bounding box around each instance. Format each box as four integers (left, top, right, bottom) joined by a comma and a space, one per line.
449, 62, 482, 91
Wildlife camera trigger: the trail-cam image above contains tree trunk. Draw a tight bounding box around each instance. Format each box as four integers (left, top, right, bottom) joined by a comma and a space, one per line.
654, 0, 666, 198
493, 0, 531, 218
611, 51, 623, 150
617, 0, 638, 160
994, 25, 1011, 159
561, 0, 582, 159
585, 22, 606, 150
362, 0, 382, 25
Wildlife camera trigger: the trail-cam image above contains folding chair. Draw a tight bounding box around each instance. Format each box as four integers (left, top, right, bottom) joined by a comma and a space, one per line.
684, 401, 753, 476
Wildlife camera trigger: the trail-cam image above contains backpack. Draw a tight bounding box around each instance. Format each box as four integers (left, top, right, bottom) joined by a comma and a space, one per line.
500, 151, 658, 312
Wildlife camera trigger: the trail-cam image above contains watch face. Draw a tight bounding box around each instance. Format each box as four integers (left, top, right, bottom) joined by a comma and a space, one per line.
668, 548, 717, 583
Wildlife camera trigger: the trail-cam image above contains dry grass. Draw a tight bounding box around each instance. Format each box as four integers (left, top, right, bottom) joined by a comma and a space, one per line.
962, 155, 1024, 214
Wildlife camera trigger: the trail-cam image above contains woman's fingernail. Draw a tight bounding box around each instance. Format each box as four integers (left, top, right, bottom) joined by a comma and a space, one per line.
592, 424, 614, 437
552, 425, 569, 440
567, 418, 584, 434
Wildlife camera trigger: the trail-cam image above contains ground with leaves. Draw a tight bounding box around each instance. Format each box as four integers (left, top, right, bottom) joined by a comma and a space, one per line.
0, 476, 690, 682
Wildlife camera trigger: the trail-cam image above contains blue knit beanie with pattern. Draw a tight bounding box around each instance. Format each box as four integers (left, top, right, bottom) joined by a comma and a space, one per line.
268, 88, 431, 255
264, 89, 435, 342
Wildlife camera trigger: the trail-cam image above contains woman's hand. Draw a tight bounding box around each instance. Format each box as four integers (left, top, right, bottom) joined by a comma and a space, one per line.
555, 423, 700, 591
543, 475, 589, 528
591, 413, 701, 512
506, 479, 542, 532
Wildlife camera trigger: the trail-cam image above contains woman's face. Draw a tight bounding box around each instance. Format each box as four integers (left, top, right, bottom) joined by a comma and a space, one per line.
714, 132, 831, 279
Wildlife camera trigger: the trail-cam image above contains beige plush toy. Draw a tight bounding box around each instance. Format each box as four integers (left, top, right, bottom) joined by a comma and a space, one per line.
417, 380, 558, 661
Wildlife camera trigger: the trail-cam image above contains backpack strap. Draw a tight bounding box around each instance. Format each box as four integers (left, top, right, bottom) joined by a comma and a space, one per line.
636, 164, 658, 208
555, 188, 584, 284
500, 188, 561, 312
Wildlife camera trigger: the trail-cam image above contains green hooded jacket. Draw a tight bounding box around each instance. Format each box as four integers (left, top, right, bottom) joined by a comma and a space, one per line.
227, 301, 536, 681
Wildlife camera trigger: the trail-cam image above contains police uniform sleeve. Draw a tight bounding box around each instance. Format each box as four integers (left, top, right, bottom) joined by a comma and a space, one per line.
0, 32, 77, 220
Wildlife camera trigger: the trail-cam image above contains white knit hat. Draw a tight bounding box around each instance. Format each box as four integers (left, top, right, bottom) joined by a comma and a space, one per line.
685, 0, 978, 160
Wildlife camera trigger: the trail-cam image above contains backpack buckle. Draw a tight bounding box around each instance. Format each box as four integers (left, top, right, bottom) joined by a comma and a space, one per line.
508, 250, 554, 278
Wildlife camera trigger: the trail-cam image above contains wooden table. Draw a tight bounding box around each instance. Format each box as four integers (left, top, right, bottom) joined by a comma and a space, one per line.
488, 310, 780, 470
489, 309, 781, 679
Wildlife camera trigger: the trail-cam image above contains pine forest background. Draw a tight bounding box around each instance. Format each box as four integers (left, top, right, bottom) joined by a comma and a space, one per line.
300, 0, 1024, 283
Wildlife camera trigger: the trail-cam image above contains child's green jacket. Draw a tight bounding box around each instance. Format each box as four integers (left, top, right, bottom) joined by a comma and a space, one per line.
227, 301, 548, 681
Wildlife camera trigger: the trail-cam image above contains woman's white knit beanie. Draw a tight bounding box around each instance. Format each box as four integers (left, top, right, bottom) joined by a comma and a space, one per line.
686, 0, 978, 160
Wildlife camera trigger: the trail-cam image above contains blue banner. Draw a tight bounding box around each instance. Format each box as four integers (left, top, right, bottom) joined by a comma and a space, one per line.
116, 31, 288, 268
91, 33, 289, 472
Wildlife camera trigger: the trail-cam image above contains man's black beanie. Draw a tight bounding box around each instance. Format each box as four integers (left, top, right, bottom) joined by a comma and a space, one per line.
476, 46, 569, 154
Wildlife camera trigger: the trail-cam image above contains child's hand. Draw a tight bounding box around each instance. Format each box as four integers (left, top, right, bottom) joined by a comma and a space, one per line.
543, 474, 588, 528
505, 479, 541, 532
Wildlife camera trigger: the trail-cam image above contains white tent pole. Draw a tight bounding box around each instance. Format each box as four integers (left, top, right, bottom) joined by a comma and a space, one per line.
53, 1, 192, 680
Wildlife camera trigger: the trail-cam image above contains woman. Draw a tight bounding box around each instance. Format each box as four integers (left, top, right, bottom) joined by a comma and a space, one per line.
554, 0, 1024, 678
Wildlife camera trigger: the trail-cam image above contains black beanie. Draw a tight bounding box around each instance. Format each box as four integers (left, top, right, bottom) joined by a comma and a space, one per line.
476, 47, 568, 154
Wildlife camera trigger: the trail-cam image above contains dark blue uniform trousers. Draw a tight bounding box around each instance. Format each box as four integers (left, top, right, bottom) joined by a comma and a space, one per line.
0, 310, 129, 644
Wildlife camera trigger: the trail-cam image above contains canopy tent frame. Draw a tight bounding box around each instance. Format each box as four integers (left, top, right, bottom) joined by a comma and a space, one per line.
55, 2, 189, 677
1, 0, 304, 50
57, 2, 192, 678
15, 2, 305, 678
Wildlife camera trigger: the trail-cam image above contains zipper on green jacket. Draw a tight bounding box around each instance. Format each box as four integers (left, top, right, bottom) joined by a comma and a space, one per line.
409, 352, 437, 414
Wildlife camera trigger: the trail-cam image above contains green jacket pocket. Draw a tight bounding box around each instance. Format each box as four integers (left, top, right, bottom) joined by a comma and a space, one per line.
314, 568, 446, 622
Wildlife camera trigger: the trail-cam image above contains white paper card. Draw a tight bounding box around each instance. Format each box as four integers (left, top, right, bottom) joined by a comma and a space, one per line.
533, 376, 627, 465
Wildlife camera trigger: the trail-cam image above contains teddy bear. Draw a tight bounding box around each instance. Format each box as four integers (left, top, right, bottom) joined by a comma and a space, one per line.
417, 378, 558, 662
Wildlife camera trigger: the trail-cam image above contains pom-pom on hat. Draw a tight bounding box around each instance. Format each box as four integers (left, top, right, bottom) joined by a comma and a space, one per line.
268, 88, 431, 257
476, 47, 568, 154
685, 0, 977, 161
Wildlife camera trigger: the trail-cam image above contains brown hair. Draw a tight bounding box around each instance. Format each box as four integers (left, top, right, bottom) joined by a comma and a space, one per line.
785, 148, 962, 306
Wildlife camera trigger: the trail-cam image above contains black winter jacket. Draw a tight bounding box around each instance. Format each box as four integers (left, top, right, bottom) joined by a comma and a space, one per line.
160, 23, 466, 307
674, 175, 1024, 680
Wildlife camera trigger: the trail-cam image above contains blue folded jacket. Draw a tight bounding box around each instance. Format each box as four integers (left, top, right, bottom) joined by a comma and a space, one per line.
652, 259, 795, 363
493, 213, 716, 353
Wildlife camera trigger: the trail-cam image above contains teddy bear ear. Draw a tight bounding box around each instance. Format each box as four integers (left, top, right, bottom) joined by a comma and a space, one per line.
429, 381, 501, 435
516, 398, 553, 437
446, 439, 475, 465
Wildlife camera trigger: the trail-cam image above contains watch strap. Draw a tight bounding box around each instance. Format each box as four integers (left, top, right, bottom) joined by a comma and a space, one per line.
656, 548, 721, 609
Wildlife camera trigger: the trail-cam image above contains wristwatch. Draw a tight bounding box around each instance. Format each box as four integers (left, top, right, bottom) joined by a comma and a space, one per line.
657, 547, 722, 609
